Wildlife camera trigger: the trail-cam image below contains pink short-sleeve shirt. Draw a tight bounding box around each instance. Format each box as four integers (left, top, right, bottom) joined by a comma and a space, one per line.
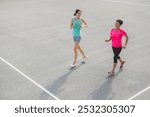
110, 28, 127, 47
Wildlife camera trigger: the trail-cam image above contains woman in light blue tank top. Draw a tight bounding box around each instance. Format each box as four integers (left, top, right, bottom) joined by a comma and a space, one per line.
70, 9, 88, 68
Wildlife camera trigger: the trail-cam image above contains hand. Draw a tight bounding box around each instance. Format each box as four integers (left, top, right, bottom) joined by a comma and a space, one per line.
70, 26, 73, 29
123, 45, 126, 49
105, 39, 109, 42
84, 25, 88, 28
81, 25, 88, 28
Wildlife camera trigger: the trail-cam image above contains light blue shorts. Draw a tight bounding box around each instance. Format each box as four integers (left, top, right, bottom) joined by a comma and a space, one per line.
73, 36, 81, 42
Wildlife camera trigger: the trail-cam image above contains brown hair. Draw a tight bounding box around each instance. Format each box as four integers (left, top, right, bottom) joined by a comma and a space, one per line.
116, 19, 123, 25
74, 9, 82, 16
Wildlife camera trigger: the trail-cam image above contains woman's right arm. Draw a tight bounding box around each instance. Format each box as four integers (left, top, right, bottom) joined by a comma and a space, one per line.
105, 37, 112, 42
70, 19, 73, 29
105, 29, 112, 42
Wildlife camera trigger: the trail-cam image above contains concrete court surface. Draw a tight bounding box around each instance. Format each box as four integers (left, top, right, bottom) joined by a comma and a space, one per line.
0, 0, 150, 100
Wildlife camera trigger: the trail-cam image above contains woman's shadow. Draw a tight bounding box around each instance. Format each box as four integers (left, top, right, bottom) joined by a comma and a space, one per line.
90, 69, 123, 100
40, 63, 84, 99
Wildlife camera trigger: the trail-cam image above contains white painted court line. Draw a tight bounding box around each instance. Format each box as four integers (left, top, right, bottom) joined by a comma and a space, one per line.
0, 57, 60, 100
128, 86, 150, 100
104, 0, 150, 7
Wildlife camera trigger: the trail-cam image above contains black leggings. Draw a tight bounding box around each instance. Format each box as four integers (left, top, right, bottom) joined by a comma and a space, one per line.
112, 47, 122, 63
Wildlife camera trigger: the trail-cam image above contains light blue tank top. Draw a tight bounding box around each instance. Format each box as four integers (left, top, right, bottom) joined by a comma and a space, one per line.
72, 18, 82, 36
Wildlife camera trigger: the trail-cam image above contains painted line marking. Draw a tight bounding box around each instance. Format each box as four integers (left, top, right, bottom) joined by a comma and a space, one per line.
128, 86, 150, 100
0, 57, 60, 100
104, 0, 150, 7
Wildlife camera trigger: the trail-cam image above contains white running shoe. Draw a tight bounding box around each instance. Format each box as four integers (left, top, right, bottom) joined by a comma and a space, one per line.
108, 71, 115, 76
82, 56, 88, 63
70, 64, 76, 69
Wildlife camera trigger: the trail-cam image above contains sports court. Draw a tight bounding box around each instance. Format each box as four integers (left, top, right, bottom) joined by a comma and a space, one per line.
0, 0, 150, 100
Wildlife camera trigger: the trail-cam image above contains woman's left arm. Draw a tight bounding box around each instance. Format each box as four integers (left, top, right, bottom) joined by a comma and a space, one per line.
81, 19, 88, 28
123, 35, 129, 49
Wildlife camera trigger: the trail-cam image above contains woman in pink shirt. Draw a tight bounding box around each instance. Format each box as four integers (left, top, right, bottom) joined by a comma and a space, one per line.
105, 19, 129, 76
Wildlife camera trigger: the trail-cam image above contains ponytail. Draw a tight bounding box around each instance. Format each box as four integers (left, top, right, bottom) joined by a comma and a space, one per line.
74, 9, 81, 16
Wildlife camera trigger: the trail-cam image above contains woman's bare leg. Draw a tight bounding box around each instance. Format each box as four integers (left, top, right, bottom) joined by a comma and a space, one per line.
78, 44, 86, 57
119, 58, 123, 63
119, 58, 125, 68
112, 63, 117, 73
73, 42, 79, 65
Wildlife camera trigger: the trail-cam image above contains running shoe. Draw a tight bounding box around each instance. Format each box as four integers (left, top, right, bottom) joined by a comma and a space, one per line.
70, 64, 76, 69
82, 56, 88, 63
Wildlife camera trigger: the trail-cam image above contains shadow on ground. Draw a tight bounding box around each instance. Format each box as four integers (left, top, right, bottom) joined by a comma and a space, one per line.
90, 69, 123, 100
40, 63, 84, 99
